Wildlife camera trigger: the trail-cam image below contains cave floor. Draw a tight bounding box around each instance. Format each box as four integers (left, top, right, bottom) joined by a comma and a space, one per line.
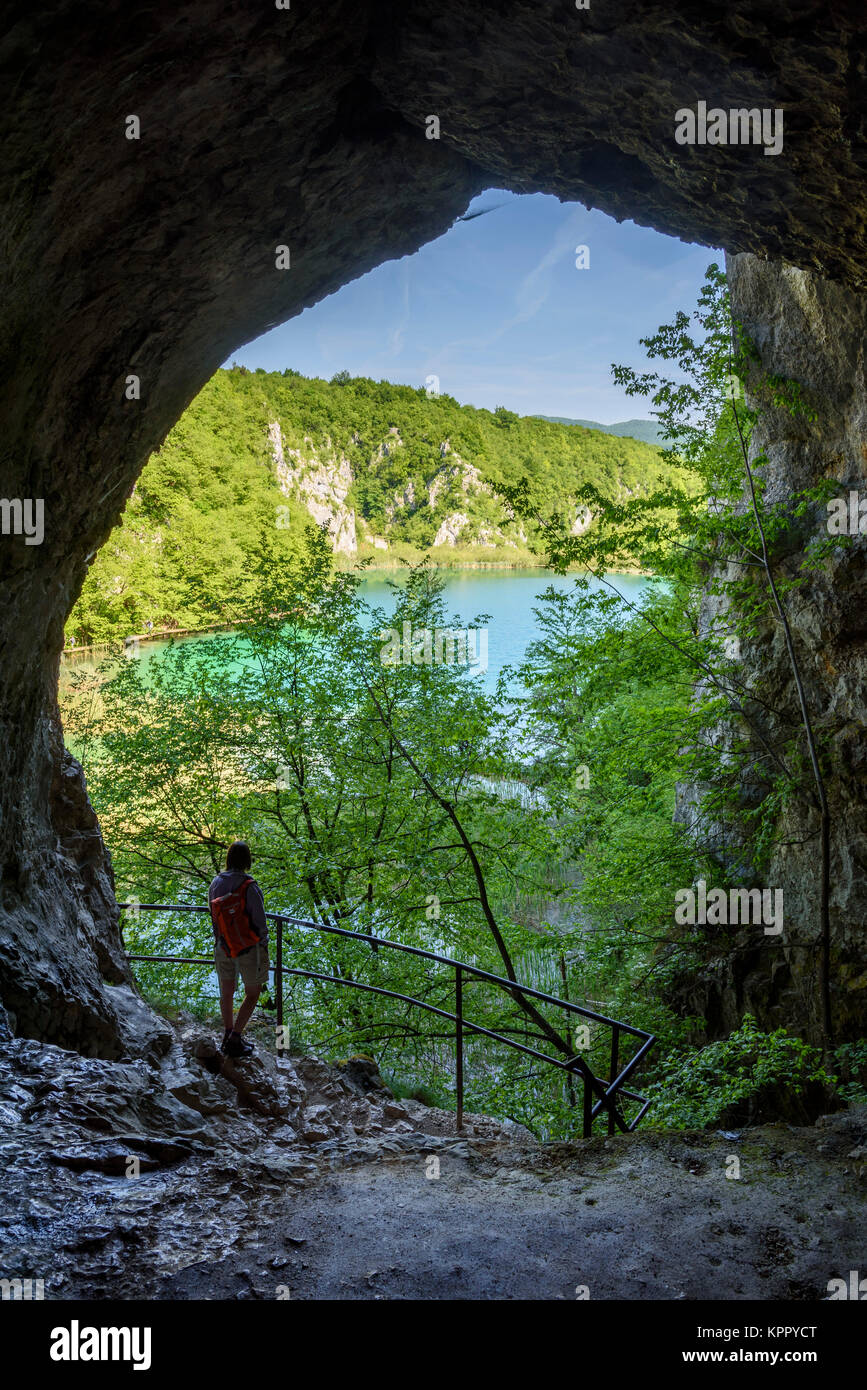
1, 1017, 864, 1302
148, 1130, 866, 1302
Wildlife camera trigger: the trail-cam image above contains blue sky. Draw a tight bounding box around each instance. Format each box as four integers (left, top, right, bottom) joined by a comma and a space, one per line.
226, 190, 722, 422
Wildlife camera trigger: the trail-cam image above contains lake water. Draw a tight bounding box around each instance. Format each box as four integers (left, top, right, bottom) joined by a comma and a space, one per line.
60, 568, 652, 696
359, 568, 649, 689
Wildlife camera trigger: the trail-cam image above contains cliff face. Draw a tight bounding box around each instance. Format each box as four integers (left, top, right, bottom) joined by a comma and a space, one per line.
268, 420, 358, 555
0, 707, 131, 1055
266, 416, 523, 556
1, 3, 866, 1051
672, 254, 867, 1045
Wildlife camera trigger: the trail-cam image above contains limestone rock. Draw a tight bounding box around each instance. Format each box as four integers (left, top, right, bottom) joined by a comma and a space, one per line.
433, 512, 469, 547
108, 984, 173, 1065
670, 253, 867, 1044
334, 1055, 393, 1096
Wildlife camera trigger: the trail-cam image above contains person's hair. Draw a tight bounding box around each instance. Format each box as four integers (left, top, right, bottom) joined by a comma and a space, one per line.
226, 840, 252, 871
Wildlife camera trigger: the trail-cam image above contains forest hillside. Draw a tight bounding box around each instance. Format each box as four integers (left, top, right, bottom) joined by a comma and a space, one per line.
68, 367, 679, 645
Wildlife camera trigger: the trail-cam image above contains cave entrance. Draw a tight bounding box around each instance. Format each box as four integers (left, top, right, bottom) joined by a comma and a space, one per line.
56, 188, 730, 1110
62, 189, 717, 651
3, 6, 864, 1057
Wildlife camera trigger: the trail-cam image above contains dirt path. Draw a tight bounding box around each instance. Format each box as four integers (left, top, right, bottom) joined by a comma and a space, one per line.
152, 1123, 866, 1301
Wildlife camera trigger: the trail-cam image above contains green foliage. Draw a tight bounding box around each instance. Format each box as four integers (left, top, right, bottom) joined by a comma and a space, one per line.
73, 535, 616, 1138
646, 1015, 835, 1130
512, 578, 703, 947
68, 371, 310, 645
832, 1039, 867, 1106
495, 260, 853, 1091
507, 263, 848, 986
384, 1076, 451, 1109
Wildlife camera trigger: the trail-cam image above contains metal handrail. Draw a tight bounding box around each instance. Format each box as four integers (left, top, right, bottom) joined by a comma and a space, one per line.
119, 901, 655, 1136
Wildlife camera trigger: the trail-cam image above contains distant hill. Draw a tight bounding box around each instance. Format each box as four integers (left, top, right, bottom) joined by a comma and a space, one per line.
67, 370, 685, 645
535, 416, 665, 447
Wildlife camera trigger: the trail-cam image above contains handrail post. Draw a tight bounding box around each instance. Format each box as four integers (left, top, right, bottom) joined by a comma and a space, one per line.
608, 1024, 620, 1136
455, 965, 464, 1132
275, 917, 284, 1031
582, 1070, 592, 1138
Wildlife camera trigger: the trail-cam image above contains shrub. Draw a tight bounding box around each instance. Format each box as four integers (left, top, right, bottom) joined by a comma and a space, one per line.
646, 1014, 836, 1129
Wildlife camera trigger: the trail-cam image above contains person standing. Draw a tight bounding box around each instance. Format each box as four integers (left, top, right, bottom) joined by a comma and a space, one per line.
208, 841, 269, 1058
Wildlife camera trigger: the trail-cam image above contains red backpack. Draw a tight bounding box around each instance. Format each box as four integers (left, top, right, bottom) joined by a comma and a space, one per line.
210, 875, 260, 957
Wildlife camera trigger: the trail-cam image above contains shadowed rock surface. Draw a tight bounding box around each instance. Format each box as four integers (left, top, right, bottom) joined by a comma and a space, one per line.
0, 1013, 863, 1300
670, 254, 867, 1042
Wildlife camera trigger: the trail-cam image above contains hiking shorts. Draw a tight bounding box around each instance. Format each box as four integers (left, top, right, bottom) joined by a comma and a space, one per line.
214, 940, 270, 993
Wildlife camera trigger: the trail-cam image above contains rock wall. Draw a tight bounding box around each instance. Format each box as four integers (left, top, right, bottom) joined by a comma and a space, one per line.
268, 421, 358, 554
1, 1010, 863, 1298
267, 416, 522, 554
672, 253, 867, 1045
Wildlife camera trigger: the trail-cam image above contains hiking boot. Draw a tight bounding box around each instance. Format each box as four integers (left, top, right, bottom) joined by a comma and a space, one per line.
223, 1030, 254, 1059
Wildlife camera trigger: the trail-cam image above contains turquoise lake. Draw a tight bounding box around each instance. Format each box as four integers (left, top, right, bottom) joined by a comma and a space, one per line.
60, 568, 652, 695
358, 568, 650, 689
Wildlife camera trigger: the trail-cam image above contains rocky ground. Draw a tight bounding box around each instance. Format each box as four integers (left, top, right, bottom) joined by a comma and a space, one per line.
0, 987, 864, 1301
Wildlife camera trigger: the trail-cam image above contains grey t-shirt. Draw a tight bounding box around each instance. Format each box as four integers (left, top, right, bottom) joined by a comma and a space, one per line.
208, 870, 268, 948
